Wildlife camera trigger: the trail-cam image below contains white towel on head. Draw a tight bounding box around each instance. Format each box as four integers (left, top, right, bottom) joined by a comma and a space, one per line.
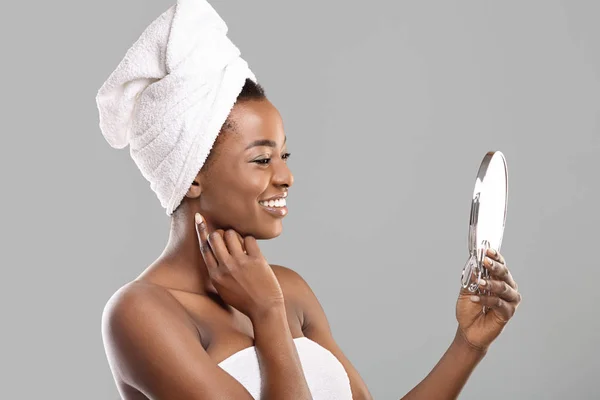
96, 0, 256, 215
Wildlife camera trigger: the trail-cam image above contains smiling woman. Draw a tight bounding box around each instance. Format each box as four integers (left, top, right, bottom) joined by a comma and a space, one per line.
96, 0, 370, 397
100, 71, 370, 399
97, 0, 521, 399
101, 80, 365, 398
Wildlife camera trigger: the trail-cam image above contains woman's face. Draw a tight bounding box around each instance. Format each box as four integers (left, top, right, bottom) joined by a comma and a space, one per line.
197, 99, 293, 239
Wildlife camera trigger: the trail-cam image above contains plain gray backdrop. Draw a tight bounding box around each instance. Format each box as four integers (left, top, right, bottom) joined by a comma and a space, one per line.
1, 0, 598, 399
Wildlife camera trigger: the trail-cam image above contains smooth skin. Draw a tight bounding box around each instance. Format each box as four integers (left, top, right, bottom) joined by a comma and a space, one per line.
101, 98, 521, 400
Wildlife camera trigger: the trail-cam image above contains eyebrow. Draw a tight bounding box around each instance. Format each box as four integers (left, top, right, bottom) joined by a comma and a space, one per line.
245, 136, 287, 150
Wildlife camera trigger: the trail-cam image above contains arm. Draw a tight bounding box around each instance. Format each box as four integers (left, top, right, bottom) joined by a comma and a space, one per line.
102, 282, 312, 400
198, 226, 312, 400
405, 247, 522, 400
276, 266, 374, 400
405, 247, 523, 400
279, 266, 486, 400
400, 329, 486, 400
251, 306, 313, 400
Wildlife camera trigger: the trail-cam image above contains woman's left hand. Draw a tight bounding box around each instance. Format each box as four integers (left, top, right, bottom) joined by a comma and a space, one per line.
456, 248, 522, 351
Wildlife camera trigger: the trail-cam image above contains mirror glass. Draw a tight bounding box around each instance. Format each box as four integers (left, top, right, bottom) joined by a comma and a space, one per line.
472, 151, 508, 254
462, 151, 508, 294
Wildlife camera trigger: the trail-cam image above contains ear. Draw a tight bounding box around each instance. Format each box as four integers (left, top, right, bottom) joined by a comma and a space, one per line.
184, 174, 203, 199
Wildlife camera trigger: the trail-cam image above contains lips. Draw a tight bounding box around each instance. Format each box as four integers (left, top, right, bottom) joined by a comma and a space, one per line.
258, 197, 287, 208
259, 201, 288, 217
259, 191, 288, 202
258, 192, 288, 217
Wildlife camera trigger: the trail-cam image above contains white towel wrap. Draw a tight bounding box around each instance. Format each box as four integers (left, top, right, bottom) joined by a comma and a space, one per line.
96, 0, 256, 215
218, 337, 353, 399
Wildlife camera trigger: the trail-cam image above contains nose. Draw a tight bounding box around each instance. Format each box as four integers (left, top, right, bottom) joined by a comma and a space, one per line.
272, 157, 294, 189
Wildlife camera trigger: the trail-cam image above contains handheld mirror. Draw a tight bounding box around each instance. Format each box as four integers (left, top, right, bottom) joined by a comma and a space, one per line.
461, 151, 508, 312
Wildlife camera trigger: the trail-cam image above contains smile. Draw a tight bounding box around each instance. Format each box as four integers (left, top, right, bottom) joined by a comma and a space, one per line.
258, 197, 288, 217
258, 198, 287, 208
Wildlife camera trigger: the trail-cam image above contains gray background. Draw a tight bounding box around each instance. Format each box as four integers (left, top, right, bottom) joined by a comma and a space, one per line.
1, 0, 598, 399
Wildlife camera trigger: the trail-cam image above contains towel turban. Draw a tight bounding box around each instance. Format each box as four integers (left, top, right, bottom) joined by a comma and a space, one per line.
96, 0, 256, 215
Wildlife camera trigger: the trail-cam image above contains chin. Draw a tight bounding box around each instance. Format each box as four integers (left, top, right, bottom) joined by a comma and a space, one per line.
252, 220, 284, 240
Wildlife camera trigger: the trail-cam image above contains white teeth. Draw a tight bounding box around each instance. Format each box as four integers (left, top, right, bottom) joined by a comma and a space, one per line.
259, 198, 287, 208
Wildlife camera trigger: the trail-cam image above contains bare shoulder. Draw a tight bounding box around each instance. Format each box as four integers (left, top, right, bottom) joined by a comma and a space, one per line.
269, 263, 300, 282
101, 281, 262, 399
102, 280, 199, 346
103, 280, 164, 314
269, 264, 318, 322
270, 264, 313, 297
102, 280, 195, 331
101, 281, 199, 381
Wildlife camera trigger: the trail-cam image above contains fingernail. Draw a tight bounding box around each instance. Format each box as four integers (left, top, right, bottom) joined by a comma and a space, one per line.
489, 248, 497, 256
470, 296, 480, 302
478, 279, 487, 286
195, 213, 203, 225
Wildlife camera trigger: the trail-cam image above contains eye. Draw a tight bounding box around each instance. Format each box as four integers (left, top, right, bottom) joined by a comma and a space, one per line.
253, 153, 291, 165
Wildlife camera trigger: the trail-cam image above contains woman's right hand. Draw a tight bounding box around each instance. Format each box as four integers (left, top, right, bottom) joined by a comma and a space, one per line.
194, 213, 285, 321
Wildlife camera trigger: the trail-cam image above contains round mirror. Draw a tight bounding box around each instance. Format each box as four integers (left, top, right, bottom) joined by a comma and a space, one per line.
461, 151, 508, 297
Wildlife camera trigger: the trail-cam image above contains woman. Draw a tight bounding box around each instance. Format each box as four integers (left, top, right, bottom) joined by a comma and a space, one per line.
98, 2, 522, 399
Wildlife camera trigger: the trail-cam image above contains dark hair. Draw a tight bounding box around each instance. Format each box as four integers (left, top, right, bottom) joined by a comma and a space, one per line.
220, 78, 266, 133
171, 79, 266, 216
239, 78, 266, 100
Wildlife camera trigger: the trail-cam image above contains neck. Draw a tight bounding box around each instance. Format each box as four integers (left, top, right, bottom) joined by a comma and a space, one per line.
141, 205, 217, 295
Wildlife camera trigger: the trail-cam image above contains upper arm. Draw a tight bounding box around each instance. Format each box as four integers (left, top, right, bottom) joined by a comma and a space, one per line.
101, 282, 254, 400
274, 266, 374, 400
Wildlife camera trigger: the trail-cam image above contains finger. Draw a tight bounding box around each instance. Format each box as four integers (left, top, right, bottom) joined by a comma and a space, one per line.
243, 236, 263, 258
236, 231, 247, 253
483, 255, 511, 284
484, 256, 517, 289
478, 279, 520, 303
214, 228, 226, 250
486, 248, 506, 265
194, 213, 219, 271
216, 229, 246, 254
470, 294, 514, 322
207, 230, 233, 266
226, 230, 246, 253
224, 229, 245, 257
